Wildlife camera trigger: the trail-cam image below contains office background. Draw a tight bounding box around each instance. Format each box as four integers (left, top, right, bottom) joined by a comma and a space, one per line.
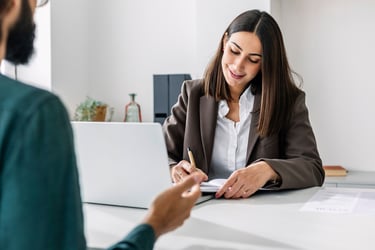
1, 0, 374, 172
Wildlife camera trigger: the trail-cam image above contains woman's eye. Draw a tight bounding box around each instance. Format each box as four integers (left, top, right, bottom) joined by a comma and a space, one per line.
248, 57, 260, 64
230, 49, 240, 55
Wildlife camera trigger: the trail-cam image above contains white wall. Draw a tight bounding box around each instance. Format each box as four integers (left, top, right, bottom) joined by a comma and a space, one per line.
86, 0, 196, 122
51, 0, 271, 122
279, 0, 375, 171
51, 0, 89, 114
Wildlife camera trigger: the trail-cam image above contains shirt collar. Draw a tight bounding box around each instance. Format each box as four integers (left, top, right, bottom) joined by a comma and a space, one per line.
218, 100, 229, 118
218, 85, 254, 118
239, 86, 254, 113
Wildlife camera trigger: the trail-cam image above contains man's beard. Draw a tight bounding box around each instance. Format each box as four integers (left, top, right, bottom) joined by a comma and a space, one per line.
5, 0, 36, 65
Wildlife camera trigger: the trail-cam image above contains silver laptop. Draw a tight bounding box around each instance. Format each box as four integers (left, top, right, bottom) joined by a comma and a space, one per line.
71, 121, 212, 209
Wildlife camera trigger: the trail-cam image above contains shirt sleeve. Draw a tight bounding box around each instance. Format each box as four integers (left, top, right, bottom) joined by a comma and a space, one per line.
107, 224, 156, 250
0, 93, 86, 250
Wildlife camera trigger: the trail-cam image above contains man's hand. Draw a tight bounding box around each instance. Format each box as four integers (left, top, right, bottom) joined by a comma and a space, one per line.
143, 173, 203, 238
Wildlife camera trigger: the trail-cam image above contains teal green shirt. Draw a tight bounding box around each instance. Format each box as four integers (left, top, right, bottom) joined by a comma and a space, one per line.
0, 74, 155, 250
108, 224, 155, 250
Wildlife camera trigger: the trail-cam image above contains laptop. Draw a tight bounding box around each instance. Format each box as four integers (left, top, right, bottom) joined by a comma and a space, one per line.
71, 121, 212, 209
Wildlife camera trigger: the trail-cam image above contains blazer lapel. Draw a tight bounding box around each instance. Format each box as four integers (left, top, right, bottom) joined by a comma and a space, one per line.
199, 95, 217, 171
246, 92, 261, 162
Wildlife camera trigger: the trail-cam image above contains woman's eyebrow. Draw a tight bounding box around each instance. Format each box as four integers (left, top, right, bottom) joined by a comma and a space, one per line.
231, 41, 262, 57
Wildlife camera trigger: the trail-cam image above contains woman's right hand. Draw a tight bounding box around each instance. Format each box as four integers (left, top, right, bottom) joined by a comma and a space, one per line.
171, 160, 208, 183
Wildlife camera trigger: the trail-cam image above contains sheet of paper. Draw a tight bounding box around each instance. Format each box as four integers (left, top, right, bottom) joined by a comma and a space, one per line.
300, 187, 375, 215
200, 179, 226, 192
200, 179, 278, 192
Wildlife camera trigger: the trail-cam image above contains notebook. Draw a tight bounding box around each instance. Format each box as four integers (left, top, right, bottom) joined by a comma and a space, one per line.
71, 121, 212, 209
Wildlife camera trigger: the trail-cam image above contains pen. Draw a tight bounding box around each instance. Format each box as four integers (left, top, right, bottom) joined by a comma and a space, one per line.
187, 147, 197, 172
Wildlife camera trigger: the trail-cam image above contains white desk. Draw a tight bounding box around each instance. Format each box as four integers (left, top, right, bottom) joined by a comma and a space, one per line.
84, 187, 375, 250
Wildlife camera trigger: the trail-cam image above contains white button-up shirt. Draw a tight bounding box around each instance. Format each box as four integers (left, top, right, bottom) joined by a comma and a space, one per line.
209, 86, 254, 179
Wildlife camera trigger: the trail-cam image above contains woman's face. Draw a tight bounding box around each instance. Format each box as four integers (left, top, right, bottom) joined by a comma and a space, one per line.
221, 31, 262, 95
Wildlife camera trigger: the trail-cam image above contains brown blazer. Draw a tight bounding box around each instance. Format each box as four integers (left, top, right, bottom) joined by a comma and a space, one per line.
163, 79, 325, 189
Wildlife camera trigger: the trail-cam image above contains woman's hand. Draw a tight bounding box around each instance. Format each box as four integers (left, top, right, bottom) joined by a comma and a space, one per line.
215, 161, 279, 199
171, 160, 208, 183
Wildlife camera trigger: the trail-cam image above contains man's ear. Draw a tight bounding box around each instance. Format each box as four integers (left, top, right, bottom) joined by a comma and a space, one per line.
2, 0, 21, 28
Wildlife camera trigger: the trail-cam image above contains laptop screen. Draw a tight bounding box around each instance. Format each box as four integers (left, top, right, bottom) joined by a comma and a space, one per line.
71, 122, 172, 208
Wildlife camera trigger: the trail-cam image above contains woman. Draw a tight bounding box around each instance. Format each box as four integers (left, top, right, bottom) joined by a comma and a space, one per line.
163, 9, 324, 199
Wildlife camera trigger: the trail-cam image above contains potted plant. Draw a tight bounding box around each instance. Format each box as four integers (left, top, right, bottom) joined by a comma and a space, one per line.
73, 96, 107, 121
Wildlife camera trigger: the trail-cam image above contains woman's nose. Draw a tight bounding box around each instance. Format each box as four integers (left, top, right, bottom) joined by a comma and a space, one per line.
233, 57, 246, 71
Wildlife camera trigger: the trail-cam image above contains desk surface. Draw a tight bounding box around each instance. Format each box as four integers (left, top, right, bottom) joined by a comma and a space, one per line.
324, 170, 375, 188
84, 187, 375, 250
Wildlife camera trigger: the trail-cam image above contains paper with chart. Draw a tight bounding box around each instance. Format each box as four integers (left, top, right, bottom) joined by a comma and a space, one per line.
300, 187, 375, 215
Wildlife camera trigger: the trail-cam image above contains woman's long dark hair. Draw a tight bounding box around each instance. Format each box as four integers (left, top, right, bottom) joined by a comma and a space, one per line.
203, 10, 300, 137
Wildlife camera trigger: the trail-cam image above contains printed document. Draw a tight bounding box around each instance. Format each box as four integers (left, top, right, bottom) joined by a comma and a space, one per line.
300, 187, 375, 215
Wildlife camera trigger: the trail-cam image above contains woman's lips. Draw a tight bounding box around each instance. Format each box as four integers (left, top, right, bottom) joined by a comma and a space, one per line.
229, 69, 244, 79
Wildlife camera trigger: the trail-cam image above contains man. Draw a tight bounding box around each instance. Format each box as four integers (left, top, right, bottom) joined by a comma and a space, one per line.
0, 0, 202, 249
